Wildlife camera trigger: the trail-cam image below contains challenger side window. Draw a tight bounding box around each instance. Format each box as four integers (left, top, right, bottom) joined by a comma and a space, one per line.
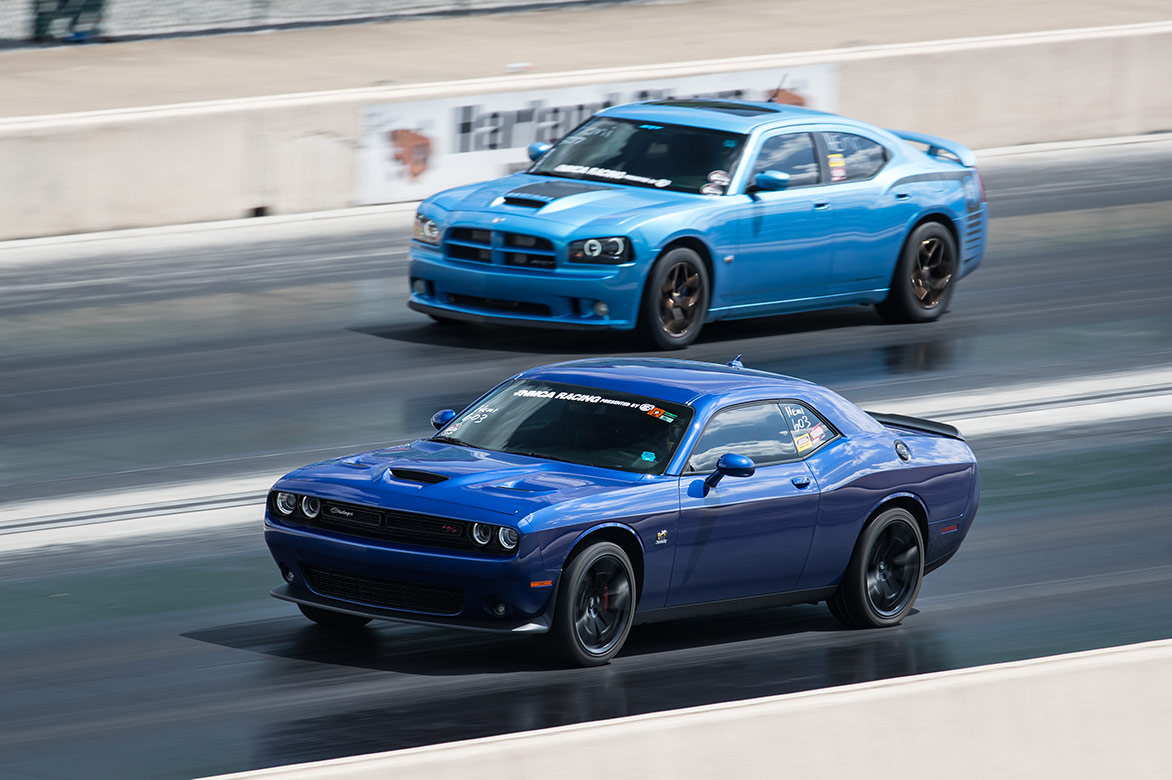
780, 402, 838, 455
686, 403, 797, 472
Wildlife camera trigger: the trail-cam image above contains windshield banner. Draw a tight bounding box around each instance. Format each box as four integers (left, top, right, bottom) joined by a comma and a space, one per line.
355, 65, 838, 204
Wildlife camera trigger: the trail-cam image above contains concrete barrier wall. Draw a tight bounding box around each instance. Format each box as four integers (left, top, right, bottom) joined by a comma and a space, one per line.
1, 22, 1169, 240
205, 638, 1172, 779
0, 0, 625, 42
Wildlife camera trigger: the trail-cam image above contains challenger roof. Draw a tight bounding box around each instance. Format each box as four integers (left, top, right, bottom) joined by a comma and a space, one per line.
520, 357, 819, 405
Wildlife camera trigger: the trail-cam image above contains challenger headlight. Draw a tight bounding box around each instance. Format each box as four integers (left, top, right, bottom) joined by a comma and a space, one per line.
274, 492, 297, 516
498, 527, 519, 551
568, 236, 631, 265
471, 523, 493, 546
413, 213, 440, 245
300, 496, 321, 519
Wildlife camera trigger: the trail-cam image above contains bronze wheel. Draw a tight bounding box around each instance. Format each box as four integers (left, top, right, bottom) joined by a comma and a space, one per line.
641, 247, 710, 349
877, 221, 958, 323
910, 235, 954, 309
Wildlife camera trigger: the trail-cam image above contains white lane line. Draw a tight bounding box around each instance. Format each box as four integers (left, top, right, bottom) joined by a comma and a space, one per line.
866, 366, 1172, 419
950, 395, 1172, 437
1, 368, 1169, 551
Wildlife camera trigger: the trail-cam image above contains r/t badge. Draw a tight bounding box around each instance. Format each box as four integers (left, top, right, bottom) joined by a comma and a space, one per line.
656, 529, 668, 545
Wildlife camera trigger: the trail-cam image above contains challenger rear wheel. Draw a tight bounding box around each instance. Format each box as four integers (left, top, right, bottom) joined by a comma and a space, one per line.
877, 221, 958, 323
640, 247, 710, 350
547, 541, 637, 666
298, 603, 372, 630
829, 507, 924, 628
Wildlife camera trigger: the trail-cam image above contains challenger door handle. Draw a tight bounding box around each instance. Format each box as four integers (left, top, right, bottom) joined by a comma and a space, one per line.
813, 202, 830, 211
792, 475, 811, 488
895, 193, 911, 201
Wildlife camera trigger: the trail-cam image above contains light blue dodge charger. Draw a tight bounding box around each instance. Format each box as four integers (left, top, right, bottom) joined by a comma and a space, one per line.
408, 99, 987, 348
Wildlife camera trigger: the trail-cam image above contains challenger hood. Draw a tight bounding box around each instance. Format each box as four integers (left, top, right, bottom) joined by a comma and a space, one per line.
429, 173, 701, 226
276, 440, 641, 519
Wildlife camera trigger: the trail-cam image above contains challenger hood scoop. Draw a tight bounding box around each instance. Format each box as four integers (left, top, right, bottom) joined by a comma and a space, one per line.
389, 467, 449, 484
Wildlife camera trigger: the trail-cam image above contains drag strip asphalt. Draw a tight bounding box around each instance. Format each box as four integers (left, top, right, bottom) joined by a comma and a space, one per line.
0, 139, 1170, 778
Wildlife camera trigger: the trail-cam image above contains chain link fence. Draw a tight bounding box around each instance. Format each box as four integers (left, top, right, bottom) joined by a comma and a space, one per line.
2, 0, 600, 43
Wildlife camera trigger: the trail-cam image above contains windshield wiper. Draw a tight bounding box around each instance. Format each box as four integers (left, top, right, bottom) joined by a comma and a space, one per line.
429, 435, 471, 447
509, 450, 578, 465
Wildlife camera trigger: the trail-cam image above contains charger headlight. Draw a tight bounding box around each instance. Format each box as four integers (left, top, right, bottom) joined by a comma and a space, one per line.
413, 213, 441, 245
568, 236, 631, 265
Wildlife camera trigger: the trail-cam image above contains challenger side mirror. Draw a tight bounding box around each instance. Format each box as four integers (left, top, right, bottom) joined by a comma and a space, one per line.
431, 409, 457, 430
703, 453, 756, 495
753, 170, 791, 192
527, 142, 553, 162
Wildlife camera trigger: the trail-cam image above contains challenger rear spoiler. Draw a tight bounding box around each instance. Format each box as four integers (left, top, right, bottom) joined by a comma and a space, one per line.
866, 411, 965, 441
888, 129, 977, 167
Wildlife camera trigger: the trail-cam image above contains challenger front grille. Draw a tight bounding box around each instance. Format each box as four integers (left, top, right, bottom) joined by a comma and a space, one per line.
302, 565, 466, 615
286, 499, 512, 556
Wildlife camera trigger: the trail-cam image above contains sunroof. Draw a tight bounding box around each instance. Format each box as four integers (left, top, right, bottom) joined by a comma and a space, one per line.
646, 99, 782, 116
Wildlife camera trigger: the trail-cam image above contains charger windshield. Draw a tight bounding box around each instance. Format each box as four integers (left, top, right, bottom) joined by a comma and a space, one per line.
531, 117, 746, 195
433, 380, 694, 474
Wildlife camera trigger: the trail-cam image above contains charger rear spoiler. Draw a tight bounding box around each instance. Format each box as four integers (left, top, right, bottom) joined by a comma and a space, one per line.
888, 129, 977, 167
867, 411, 965, 441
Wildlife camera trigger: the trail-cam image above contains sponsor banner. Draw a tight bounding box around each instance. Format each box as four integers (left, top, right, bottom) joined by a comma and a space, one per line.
355, 65, 839, 204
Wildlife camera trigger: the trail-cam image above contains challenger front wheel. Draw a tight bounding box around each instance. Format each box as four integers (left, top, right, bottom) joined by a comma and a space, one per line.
547, 541, 637, 666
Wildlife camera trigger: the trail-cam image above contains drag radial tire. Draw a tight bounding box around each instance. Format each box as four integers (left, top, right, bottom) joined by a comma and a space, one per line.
298, 603, 372, 630
829, 507, 925, 628
640, 247, 710, 350
877, 221, 958, 324
547, 541, 637, 666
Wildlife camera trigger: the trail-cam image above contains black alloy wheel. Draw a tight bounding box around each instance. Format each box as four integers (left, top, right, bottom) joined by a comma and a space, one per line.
298, 603, 373, 630
641, 247, 710, 349
546, 541, 637, 666
877, 221, 958, 323
864, 520, 921, 617
828, 507, 924, 628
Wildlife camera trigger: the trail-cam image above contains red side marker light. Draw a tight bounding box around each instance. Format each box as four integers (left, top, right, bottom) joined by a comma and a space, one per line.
530, 580, 553, 588
941, 524, 959, 534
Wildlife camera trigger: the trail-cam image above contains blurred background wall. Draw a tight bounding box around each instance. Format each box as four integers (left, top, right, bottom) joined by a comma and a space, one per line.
5, 0, 614, 42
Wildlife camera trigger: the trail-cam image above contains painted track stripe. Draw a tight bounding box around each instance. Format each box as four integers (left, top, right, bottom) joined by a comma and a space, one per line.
1, 370, 1168, 551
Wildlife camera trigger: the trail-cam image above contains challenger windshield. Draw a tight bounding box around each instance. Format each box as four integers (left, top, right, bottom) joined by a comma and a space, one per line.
531, 117, 746, 195
433, 380, 694, 474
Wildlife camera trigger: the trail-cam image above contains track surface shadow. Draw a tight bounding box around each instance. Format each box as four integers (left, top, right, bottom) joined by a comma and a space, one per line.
183, 603, 918, 676
352, 306, 886, 356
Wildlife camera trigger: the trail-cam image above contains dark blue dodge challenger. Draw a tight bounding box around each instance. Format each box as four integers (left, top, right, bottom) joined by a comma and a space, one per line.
408, 99, 987, 348
265, 358, 978, 665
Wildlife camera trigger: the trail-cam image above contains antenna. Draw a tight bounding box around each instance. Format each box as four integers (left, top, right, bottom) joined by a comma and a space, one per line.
727, 354, 744, 369
769, 73, 791, 103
